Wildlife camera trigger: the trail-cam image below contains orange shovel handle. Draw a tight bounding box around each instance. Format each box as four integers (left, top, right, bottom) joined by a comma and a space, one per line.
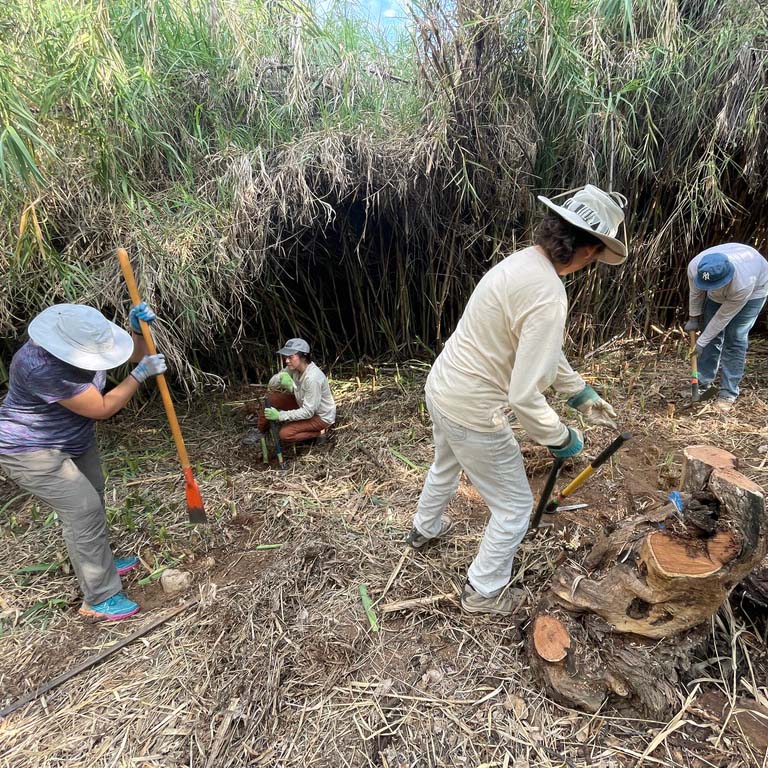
117, 248, 192, 471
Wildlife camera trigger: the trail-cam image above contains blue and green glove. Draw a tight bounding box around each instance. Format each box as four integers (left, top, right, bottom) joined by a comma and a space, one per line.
264, 407, 280, 421
567, 385, 618, 429
547, 426, 583, 459
278, 372, 294, 392
129, 302, 157, 333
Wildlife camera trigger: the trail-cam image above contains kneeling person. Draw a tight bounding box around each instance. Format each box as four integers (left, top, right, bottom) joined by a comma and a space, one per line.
254, 338, 335, 446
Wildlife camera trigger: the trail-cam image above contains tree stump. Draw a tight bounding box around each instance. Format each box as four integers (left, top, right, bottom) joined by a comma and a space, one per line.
681, 445, 738, 493
529, 445, 767, 716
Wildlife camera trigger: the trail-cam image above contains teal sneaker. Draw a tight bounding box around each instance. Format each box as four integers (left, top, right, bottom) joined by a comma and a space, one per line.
79, 592, 140, 622
115, 556, 140, 576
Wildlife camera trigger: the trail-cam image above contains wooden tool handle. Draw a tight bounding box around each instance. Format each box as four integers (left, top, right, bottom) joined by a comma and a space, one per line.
117, 248, 191, 470
688, 330, 699, 398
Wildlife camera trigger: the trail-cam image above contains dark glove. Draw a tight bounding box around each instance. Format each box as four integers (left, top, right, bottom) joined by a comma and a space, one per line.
547, 426, 584, 459
684, 316, 700, 332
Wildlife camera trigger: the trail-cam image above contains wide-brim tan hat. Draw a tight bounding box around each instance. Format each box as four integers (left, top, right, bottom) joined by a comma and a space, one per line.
28, 304, 134, 371
537, 184, 628, 265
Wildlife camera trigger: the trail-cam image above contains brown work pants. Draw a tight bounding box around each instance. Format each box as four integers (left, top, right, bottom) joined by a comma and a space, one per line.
259, 391, 331, 445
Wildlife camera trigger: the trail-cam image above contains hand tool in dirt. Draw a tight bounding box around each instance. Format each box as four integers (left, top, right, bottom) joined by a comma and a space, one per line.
545, 431, 633, 513
555, 503, 590, 512
530, 456, 564, 529
688, 330, 700, 402
117, 248, 207, 524
265, 394, 286, 470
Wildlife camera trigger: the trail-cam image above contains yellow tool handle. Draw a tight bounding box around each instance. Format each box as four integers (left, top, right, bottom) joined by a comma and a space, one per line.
117, 248, 192, 470
553, 432, 632, 505
558, 465, 595, 498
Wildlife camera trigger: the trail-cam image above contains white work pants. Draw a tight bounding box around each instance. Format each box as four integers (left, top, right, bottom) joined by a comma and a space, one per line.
413, 397, 533, 597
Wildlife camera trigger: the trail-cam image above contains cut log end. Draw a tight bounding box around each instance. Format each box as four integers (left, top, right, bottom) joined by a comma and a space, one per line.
682, 445, 738, 493
647, 530, 739, 578
709, 467, 764, 498
533, 615, 571, 662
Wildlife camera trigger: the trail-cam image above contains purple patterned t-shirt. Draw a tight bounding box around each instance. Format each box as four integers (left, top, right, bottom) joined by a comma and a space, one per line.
0, 341, 106, 455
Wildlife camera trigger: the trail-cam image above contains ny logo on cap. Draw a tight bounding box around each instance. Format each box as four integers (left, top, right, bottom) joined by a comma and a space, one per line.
702, 272, 711, 281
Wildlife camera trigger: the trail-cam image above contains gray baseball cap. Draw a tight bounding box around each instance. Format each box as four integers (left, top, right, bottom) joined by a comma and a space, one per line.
277, 338, 310, 355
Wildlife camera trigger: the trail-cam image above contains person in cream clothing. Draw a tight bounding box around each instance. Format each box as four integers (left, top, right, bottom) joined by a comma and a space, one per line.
407, 185, 628, 616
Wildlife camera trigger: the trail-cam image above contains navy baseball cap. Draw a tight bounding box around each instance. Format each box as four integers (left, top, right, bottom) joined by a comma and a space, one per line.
694, 252, 734, 291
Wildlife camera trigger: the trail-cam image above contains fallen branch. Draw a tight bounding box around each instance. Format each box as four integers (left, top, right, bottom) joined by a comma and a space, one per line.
379, 592, 457, 614
0, 597, 199, 720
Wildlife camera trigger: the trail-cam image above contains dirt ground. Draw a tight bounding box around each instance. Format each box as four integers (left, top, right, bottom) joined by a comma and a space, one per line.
1, 335, 767, 768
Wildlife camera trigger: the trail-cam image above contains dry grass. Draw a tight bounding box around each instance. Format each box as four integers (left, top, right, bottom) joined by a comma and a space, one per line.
1, 341, 767, 767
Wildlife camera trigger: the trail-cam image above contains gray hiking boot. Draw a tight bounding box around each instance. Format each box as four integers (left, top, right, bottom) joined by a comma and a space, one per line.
460, 581, 527, 616
241, 428, 267, 446
714, 397, 735, 413
405, 517, 453, 549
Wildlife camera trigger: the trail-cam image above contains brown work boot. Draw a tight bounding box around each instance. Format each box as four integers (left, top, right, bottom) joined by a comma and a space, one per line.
460, 582, 526, 616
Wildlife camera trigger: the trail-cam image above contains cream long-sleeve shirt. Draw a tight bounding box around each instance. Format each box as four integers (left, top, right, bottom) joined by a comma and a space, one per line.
268, 362, 336, 424
688, 243, 768, 349
425, 245, 586, 446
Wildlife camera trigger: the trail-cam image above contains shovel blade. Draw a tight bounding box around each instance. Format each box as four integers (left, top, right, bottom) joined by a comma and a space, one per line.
183, 467, 207, 524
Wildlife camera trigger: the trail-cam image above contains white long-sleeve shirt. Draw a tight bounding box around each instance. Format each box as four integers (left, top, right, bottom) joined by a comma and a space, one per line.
425, 245, 586, 446
688, 243, 768, 348
268, 362, 336, 424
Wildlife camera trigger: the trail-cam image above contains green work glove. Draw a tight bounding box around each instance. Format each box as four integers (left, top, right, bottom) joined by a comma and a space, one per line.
264, 407, 280, 421
279, 372, 294, 391
567, 385, 618, 429
547, 427, 584, 459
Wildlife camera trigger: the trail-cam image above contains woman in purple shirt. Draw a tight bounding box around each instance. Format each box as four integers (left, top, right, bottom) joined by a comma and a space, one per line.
0, 303, 166, 621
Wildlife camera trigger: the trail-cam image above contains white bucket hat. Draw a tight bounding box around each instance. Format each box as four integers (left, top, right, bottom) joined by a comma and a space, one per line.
537, 184, 628, 264
28, 304, 134, 371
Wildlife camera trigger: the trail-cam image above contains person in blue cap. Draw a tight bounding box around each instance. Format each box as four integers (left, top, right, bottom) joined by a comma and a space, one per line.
685, 244, 768, 412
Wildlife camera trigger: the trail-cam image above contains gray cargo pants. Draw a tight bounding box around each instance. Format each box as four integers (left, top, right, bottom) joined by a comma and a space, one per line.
0, 444, 122, 605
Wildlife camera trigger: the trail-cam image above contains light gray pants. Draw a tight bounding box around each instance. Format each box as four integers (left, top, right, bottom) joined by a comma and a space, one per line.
0, 444, 121, 605
413, 398, 533, 597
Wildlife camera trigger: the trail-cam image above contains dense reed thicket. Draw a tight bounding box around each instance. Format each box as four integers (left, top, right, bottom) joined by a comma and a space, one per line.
1, 0, 767, 384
